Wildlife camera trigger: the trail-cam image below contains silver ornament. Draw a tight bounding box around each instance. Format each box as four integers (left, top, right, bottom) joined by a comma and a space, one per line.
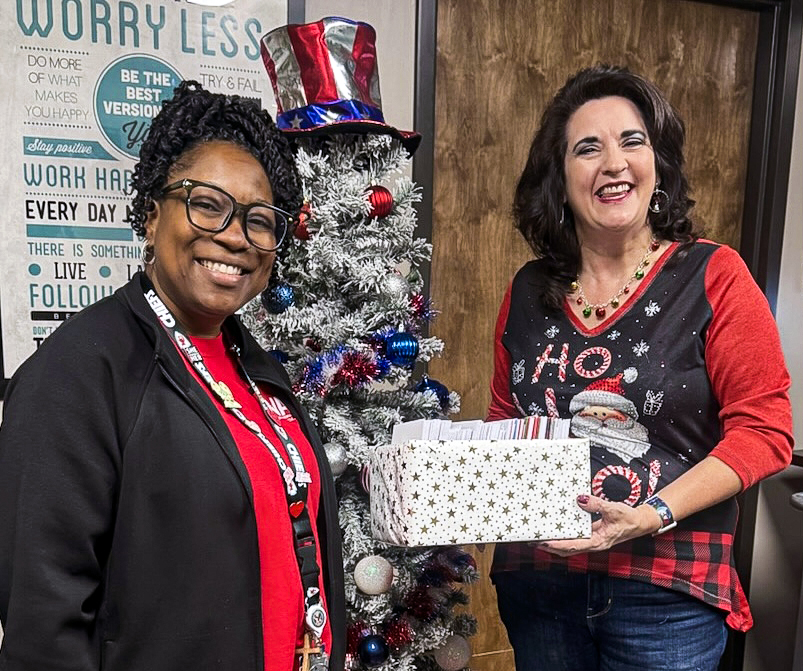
383, 273, 411, 298
353, 555, 394, 595
432, 635, 472, 671
324, 442, 348, 477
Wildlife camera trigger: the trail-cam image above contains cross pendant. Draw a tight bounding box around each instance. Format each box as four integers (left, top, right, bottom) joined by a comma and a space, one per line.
296, 632, 322, 671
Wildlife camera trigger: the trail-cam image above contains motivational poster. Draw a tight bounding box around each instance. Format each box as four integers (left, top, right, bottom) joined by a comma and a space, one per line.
0, 0, 286, 381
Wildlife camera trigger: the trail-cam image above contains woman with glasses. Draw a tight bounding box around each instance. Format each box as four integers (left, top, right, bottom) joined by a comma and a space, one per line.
0, 81, 345, 671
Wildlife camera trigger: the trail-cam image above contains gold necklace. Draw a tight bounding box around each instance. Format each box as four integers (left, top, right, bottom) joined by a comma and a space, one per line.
571, 237, 660, 319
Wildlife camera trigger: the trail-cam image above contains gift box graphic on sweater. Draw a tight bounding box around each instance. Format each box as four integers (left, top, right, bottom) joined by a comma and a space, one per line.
369, 438, 591, 546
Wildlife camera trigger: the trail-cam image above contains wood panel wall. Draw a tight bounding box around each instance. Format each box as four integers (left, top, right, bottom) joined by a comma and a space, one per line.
429, 1, 759, 668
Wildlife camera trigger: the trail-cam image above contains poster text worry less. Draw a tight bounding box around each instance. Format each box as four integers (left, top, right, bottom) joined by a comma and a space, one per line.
16, 1, 264, 60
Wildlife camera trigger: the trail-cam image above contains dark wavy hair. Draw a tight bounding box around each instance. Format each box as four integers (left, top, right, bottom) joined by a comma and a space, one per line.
127, 80, 302, 238
514, 65, 697, 310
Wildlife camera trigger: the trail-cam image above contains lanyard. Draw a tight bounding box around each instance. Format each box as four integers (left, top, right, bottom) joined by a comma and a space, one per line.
142, 279, 329, 660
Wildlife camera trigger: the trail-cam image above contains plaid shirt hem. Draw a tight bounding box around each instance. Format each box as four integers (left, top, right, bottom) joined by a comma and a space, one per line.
492, 529, 752, 631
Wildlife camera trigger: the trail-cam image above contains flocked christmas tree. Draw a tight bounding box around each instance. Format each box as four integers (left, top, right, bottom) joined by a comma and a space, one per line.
243, 16, 478, 670
242, 130, 478, 671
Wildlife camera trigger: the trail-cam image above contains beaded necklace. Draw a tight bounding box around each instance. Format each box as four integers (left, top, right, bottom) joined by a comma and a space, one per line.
571, 237, 660, 319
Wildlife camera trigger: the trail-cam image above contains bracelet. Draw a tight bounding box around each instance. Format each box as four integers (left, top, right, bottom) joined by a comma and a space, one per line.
643, 495, 677, 535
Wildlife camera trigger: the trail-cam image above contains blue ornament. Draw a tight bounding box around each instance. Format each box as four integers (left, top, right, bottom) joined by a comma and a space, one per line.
261, 283, 295, 313
357, 634, 390, 667
267, 349, 288, 363
415, 375, 450, 410
385, 332, 419, 367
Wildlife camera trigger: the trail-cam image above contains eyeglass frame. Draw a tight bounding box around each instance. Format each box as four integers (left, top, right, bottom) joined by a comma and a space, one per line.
158, 178, 294, 252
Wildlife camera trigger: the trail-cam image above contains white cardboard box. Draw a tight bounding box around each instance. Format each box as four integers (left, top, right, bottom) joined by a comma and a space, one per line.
370, 438, 591, 546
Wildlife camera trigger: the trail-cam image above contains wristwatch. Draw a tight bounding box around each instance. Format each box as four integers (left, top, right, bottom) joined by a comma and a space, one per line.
643, 495, 677, 535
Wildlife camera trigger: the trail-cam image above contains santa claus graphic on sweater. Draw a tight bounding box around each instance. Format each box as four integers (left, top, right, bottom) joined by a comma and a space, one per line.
569, 368, 651, 463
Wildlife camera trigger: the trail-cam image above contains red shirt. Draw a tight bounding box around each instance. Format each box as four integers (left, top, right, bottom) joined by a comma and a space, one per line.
187, 334, 332, 670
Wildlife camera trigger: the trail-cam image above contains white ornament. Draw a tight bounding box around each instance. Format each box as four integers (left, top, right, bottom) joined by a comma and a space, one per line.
383, 273, 411, 298
354, 555, 394, 595
324, 441, 348, 477
433, 634, 472, 671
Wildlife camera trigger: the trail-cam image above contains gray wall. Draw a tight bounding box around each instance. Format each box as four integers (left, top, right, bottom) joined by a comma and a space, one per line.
744, 43, 803, 671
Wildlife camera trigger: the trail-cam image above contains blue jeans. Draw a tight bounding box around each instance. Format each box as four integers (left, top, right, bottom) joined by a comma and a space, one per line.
493, 569, 727, 671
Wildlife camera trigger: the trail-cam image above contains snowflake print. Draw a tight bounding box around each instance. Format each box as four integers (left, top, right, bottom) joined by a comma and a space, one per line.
512, 359, 525, 385
644, 301, 661, 317
545, 325, 560, 339
632, 340, 650, 357
527, 402, 544, 416
607, 330, 621, 341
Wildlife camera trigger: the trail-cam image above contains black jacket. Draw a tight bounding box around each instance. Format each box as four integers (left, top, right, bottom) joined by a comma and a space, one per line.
0, 273, 345, 671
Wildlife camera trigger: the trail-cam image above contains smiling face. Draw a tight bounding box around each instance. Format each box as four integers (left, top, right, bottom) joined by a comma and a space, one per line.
144, 141, 276, 337
563, 96, 656, 241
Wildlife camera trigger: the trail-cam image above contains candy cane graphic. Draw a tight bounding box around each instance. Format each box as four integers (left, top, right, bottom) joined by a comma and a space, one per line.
647, 459, 661, 497
532, 343, 569, 383
573, 346, 612, 379
544, 387, 559, 418
592, 465, 642, 505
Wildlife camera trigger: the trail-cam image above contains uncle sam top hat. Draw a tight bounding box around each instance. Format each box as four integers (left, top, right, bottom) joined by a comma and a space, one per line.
260, 16, 421, 155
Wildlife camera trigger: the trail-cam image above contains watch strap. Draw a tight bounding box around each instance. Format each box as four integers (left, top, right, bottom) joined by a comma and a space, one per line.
644, 494, 677, 535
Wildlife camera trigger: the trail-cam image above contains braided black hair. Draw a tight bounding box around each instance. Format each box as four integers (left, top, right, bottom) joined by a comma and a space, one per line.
127, 80, 301, 237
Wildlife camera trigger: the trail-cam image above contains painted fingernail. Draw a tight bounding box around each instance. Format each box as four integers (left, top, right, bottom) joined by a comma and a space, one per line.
577, 494, 589, 505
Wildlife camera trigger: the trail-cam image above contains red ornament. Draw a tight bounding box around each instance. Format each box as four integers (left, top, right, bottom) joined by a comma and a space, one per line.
294, 202, 312, 240
433, 547, 478, 583
383, 617, 414, 650
347, 620, 372, 656
405, 586, 438, 622
595, 307, 607, 319
332, 351, 380, 389
367, 185, 394, 218
410, 293, 438, 322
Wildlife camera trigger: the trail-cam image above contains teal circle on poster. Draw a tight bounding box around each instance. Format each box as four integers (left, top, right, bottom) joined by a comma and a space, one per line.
99, 266, 111, 278
94, 55, 182, 159
28, 263, 41, 276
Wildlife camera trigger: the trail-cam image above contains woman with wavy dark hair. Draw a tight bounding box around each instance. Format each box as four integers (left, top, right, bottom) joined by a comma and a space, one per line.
0, 81, 345, 671
488, 65, 792, 670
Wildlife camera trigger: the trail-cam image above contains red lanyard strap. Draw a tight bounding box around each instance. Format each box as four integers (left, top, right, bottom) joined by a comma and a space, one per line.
142, 279, 328, 652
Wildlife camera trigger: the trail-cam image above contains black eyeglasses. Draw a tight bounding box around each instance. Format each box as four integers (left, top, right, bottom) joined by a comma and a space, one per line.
159, 178, 292, 252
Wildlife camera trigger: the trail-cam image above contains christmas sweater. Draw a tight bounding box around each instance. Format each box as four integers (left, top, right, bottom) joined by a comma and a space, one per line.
488, 240, 793, 631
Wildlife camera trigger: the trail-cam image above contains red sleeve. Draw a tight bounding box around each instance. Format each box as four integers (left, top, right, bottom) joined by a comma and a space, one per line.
704, 245, 794, 488
486, 284, 521, 421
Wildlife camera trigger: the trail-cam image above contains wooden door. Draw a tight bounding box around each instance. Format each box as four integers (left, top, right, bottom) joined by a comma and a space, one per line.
428, 1, 760, 668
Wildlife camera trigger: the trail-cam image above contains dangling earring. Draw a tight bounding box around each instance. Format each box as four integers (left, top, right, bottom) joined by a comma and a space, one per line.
649, 187, 669, 213
141, 239, 155, 265
559, 204, 566, 226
